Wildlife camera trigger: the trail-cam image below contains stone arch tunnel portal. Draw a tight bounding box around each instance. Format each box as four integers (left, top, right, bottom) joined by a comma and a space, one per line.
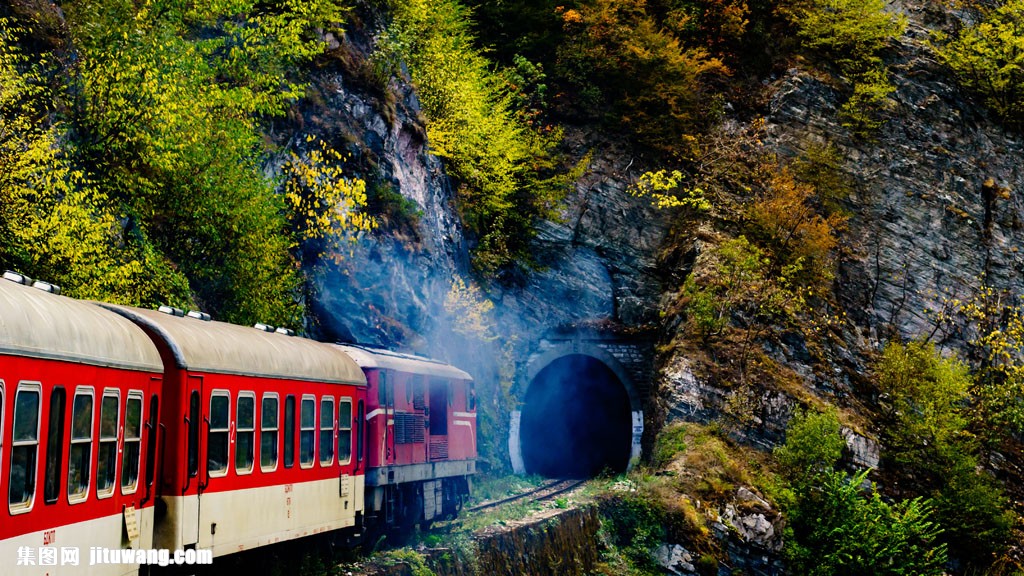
515, 353, 640, 478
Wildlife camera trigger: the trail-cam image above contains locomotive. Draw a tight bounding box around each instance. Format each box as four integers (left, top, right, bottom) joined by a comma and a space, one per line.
0, 273, 476, 574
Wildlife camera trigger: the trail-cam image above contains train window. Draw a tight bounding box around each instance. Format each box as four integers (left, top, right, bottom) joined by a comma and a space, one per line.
68, 389, 93, 503
207, 391, 229, 477
338, 398, 352, 465
299, 396, 315, 468
96, 391, 120, 498
356, 401, 364, 463
319, 397, 334, 466
144, 395, 159, 490
378, 371, 388, 405
9, 384, 40, 512
121, 393, 143, 493
468, 382, 476, 411
187, 391, 199, 477
43, 387, 66, 505
260, 394, 279, 471
283, 396, 295, 468
236, 393, 255, 474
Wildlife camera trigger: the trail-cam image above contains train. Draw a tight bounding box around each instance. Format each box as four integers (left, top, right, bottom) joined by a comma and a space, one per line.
0, 272, 476, 574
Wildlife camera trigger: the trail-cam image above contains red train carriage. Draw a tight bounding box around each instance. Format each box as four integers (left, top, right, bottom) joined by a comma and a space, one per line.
99, 304, 368, 559
0, 275, 165, 576
333, 345, 476, 528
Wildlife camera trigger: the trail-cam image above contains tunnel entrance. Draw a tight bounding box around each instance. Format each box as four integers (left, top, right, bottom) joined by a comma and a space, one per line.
519, 354, 633, 478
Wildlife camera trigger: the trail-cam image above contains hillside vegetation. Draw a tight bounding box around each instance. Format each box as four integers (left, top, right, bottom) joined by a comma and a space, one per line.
4, 0, 1024, 572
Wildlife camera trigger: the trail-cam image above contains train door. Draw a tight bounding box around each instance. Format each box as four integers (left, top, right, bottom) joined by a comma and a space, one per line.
182, 375, 203, 547
381, 371, 395, 464
428, 379, 449, 461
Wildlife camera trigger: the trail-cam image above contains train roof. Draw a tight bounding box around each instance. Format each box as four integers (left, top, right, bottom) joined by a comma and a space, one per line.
100, 305, 366, 385
0, 279, 163, 372
331, 344, 472, 381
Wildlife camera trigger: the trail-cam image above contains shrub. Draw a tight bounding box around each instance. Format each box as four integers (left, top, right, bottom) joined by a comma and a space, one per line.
792, 0, 906, 74
556, 0, 728, 155
744, 165, 845, 293
773, 406, 845, 485
788, 141, 853, 214
786, 469, 948, 576
935, 0, 1024, 128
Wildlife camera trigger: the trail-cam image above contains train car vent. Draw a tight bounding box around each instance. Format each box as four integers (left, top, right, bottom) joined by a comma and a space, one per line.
274, 327, 295, 336
158, 305, 185, 317
31, 280, 61, 295
186, 310, 212, 321
2, 270, 32, 285
254, 323, 276, 332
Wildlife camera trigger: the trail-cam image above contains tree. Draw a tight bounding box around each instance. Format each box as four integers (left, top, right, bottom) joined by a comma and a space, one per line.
0, 19, 191, 306
875, 339, 1013, 567
59, 0, 350, 325
283, 136, 375, 266
744, 164, 845, 293
377, 0, 572, 276
773, 406, 845, 486
935, 0, 1024, 128
555, 0, 728, 155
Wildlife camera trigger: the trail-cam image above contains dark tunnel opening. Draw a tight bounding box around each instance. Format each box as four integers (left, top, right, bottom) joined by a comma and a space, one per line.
520, 354, 633, 478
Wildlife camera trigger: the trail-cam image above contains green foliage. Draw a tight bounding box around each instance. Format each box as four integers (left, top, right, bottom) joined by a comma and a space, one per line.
1, 0, 366, 327
875, 339, 1014, 566
773, 406, 845, 485
838, 66, 897, 137
786, 469, 948, 576
0, 19, 192, 306
374, 549, 436, 576
934, 1, 1024, 128
598, 491, 668, 573
683, 235, 807, 343
788, 141, 853, 214
876, 340, 972, 465
775, 403, 952, 574
61, 0, 350, 325
377, 0, 571, 276
935, 285, 1024, 439
788, 0, 906, 136
792, 0, 906, 73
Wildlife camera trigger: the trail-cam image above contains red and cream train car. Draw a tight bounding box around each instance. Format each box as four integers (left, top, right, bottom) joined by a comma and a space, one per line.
334, 345, 476, 528
98, 304, 367, 559
0, 274, 166, 575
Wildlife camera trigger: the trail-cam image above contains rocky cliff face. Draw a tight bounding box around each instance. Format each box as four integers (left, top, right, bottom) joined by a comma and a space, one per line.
767, 0, 1024, 345
302, 18, 671, 356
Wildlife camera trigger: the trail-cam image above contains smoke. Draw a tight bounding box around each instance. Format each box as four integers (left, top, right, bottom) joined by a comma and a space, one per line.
301, 51, 641, 476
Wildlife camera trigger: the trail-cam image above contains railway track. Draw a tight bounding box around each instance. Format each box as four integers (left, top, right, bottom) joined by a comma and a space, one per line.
466, 478, 587, 513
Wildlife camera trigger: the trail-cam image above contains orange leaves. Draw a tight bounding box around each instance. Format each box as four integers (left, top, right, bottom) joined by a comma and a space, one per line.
744, 164, 846, 292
